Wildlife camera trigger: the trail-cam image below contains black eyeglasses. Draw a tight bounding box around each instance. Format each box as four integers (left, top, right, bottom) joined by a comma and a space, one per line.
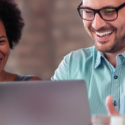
77, 2, 125, 21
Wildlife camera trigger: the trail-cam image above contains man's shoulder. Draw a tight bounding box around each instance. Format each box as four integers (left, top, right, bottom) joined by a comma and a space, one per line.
51, 46, 97, 80
74, 46, 95, 53
65, 46, 96, 59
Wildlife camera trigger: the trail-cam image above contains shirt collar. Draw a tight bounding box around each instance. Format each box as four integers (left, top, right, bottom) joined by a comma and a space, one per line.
94, 51, 103, 69
116, 51, 125, 65
121, 51, 125, 58
94, 51, 125, 69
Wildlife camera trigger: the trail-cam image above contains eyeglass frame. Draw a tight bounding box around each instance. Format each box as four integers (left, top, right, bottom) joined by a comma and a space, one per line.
77, 2, 125, 21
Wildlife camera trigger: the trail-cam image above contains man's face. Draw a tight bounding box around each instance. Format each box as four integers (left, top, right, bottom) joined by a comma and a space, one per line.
83, 0, 125, 54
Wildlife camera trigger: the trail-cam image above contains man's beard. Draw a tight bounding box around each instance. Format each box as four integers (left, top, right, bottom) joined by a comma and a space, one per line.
89, 25, 125, 53
94, 34, 125, 53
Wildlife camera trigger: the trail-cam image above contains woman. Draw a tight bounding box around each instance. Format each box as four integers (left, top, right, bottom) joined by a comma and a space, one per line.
0, 0, 41, 81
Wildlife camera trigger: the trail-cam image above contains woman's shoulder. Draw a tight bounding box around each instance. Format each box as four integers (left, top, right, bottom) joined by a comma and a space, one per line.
29, 76, 42, 81
14, 74, 42, 81
7, 73, 42, 81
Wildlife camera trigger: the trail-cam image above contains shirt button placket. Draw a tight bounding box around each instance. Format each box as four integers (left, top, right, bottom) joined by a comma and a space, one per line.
111, 68, 120, 112
111, 55, 123, 112
113, 100, 117, 106
114, 76, 118, 79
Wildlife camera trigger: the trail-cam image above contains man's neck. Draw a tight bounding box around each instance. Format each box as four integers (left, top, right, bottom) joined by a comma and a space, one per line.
104, 53, 117, 68
102, 45, 125, 68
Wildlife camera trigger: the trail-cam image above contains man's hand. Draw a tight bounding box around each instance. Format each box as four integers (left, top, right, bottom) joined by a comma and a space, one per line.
91, 95, 120, 125
106, 95, 119, 115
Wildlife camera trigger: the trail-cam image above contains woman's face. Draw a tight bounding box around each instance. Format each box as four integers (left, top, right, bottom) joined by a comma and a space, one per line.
0, 20, 10, 73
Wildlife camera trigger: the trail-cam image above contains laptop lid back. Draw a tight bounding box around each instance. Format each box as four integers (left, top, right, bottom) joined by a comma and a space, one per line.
0, 80, 90, 125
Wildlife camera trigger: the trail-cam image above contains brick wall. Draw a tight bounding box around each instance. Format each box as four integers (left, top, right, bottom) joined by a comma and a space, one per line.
5, 0, 93, 80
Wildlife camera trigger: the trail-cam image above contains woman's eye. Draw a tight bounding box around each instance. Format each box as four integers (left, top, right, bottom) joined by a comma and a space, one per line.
0, 40, 5, 44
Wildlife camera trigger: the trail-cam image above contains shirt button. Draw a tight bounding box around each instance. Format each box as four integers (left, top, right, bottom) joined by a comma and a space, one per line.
113, 101, 117, 106
114, 76, 118, 79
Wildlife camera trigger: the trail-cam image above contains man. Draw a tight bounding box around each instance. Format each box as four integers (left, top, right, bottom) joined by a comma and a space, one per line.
51, 0, 124, 116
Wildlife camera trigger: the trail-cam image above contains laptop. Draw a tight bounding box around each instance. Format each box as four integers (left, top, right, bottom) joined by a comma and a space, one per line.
0, 80, 90, 125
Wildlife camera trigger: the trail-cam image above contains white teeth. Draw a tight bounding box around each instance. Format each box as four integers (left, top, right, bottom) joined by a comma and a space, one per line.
96, 31, 113, 37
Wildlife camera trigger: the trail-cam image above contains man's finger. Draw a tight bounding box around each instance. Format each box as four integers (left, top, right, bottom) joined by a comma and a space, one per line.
105, 95, 119, 115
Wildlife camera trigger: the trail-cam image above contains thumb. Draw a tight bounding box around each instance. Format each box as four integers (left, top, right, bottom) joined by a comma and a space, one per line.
105, 95, 119, 115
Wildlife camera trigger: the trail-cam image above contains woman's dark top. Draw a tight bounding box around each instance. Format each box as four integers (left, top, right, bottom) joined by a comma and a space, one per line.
14, 75, 33, 81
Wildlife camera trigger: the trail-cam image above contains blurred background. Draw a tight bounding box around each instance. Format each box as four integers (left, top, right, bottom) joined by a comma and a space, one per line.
5, 0, 93, 80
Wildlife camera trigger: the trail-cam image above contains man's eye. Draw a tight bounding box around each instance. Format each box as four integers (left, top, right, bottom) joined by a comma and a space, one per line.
83, 9, 93, 14
85, 11, 93, 13
86, 11, 92, 13
105, 8, 115, 13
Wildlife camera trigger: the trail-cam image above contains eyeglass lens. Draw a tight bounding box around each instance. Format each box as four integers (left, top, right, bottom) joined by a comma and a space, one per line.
80, 8, 117, 21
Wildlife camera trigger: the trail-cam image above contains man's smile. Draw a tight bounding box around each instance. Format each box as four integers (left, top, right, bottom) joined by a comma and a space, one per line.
94, 30, 114, 42
96, 30, 113, 37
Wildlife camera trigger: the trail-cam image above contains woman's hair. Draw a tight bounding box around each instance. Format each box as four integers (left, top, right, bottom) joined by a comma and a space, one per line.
0, 0, 24, 49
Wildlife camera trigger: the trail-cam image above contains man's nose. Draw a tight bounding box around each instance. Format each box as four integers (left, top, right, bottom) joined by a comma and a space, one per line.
92, 13, 107, 30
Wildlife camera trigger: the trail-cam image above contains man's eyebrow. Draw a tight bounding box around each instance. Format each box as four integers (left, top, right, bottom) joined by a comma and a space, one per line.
81, 5, 117, 9
0, 36, 7, 39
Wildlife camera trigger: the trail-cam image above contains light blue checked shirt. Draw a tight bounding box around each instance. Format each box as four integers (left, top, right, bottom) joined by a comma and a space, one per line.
51, 46, 125, 117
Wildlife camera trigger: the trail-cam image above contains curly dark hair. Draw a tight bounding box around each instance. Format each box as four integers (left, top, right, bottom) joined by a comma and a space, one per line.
0, 0, 24, 49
